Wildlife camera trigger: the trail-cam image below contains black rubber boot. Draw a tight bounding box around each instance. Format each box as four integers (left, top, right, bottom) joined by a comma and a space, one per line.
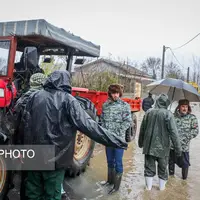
20, 171, 28, 200
108, 173, 122, 194
61, 193, 70, 200
169, 162, 175, 176
182, 168, 189, 180
101, 168, 115, 186
169, 150, 175, 176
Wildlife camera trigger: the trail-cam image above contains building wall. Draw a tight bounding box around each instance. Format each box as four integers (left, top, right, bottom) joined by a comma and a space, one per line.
135, 82, 142, 97
73, 62, 149, 97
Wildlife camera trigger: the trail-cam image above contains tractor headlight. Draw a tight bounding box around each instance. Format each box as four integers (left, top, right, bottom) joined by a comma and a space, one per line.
0, 89, 4, 97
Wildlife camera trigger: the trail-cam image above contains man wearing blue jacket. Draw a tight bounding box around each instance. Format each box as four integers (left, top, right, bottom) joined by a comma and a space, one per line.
142, 93, 154, 112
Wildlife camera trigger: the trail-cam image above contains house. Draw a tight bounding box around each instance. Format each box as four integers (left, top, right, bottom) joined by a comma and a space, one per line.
73, 58, 154, 97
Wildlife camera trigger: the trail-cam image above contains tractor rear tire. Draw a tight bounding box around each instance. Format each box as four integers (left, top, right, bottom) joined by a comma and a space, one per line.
0, 156, 11, 200
66, 97, 96, 177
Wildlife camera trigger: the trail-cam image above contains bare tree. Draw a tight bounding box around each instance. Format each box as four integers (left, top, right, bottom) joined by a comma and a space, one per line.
141, 57, 161, 79
191, 55, 200, 84
165, 62, 185, 80
72, 70, 118, 91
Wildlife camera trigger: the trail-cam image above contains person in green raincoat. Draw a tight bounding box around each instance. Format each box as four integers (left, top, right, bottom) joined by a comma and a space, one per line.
138, 94, 182, 191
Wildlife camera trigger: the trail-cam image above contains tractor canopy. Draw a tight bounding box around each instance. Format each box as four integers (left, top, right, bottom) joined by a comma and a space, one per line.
0, 19, 100, 57
0, 19, 101, 78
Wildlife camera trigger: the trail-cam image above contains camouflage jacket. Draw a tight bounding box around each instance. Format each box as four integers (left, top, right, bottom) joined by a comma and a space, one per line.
101, 98, 132, 140
171, 111, 199, 152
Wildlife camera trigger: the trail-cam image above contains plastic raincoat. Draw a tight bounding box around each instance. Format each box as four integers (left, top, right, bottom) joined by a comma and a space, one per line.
19, 70, 127, 169
139, 94, 181, 158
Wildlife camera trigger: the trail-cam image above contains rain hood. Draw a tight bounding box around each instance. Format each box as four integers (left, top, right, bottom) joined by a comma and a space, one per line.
44, 70, 72, 93
154, 94, 170, 109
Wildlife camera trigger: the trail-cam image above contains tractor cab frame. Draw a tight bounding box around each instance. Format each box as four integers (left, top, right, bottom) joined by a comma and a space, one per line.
0, 19, 100, 107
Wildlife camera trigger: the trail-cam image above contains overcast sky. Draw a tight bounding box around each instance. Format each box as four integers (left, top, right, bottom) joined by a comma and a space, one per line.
1, 0, 200, 70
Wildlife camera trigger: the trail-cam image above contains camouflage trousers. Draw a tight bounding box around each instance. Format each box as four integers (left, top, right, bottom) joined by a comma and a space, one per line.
144, 155, 168, 180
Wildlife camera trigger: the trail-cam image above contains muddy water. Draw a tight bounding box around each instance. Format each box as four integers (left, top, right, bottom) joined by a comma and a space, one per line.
7, 107, 200, 200
64, 108, 200, 200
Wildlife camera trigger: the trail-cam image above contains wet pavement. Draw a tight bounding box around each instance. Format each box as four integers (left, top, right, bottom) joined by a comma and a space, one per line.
7, 106, 200, 200
62, 108, 200, 200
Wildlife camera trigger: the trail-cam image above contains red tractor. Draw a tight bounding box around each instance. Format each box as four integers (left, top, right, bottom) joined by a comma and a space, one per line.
0, 19, 141, 199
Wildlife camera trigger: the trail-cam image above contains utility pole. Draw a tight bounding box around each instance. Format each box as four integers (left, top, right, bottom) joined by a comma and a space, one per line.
161, 45, 166, 79
187, 67, 190, 82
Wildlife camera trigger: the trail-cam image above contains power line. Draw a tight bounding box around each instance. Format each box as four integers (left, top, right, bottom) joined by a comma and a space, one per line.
169, 48, 185, 69
172, 33, 200, 50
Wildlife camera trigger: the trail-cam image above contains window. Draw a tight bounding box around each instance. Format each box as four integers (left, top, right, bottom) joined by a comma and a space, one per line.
0, 40, 10, 76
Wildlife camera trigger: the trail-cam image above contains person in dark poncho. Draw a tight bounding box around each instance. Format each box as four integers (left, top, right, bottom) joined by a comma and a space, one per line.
14, 70, 127, 200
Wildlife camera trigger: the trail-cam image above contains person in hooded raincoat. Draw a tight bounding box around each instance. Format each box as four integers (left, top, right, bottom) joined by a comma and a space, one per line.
13, 72, 47, 200
13, 72, 67, 199
138, 94, 182, 191
15, 70, 127, 200
169, 99, 199, 180
101, 84, 132, 194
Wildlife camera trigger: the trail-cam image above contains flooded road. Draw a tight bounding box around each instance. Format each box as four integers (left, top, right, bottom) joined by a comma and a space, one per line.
63, 108, 200, 200
7, 106, 200, 200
